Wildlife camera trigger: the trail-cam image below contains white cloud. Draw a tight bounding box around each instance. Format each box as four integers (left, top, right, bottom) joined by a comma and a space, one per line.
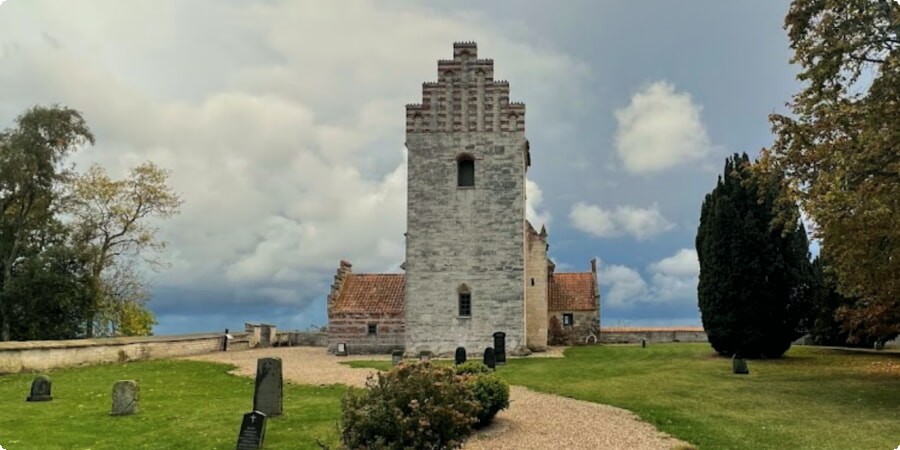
597, 248, 699, 308
647, 248, 699, 301
569, 202, 674, 240
526, 178, 551, 230
648, 248, 699, 278
614, 81, 713, 173
0, 0, 588, 311
597, 261, 648, 308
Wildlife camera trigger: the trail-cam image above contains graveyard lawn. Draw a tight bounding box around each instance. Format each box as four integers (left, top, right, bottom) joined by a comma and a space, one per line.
346, 343, 900, 450
0, 360, 342, 450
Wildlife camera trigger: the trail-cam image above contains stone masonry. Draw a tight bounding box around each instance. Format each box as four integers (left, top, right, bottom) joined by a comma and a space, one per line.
524, 223, 549, 351
404, 42, 528, 356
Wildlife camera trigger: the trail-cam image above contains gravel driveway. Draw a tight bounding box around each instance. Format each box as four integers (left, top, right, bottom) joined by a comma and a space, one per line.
187, 347, 689, 450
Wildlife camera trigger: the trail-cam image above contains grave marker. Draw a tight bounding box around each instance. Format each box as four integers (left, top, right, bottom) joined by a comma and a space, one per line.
483, 347, 496, 370
336, 342, 348, 356
391, 350, 403, 366
236, 410, 267, 450
26, 375, 52, 402
732, 354, 749, 375
455, 347, 467, 365
253, 357, 283, 417
493, 332, 506, 365
110, 380, 140, 415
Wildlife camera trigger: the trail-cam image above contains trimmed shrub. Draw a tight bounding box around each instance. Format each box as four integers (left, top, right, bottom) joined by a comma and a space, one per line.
463, 372, 510, 427
340, 361, 480, 449
455, 361, 491, 375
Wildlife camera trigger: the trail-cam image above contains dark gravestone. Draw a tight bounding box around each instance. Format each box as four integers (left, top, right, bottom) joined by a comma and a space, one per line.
110, 380, 140, 415
455, 347, 467, 365
874, 340, 885, 351
493, 332, 507, 365
236, 410, 267, 450
483, 347, 496, 370
253, 358, 283, 417
732, 355, 749, 375
641, 339, 647, 348
392, 350, 403, 366
418, 351, 431, 362
26, 375, 52, 402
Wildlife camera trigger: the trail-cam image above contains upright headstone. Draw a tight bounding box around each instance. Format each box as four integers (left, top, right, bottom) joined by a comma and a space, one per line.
335, 342, 348, 356
732, 354, 749, 375
641, 339, 647, 348
418, 351, 431, 362
493, 332, 507, 365
253, 357, 283, 417
455, 347, 467, 365
110, 380, 140, 415
26, 375, 52, 402
483, 347, 496, 370
392, 350, 403, 366
236, 410, 267, 450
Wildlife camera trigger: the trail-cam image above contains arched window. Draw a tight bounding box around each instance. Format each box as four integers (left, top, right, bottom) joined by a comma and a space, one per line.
457, 154, 474, 187
458, 283, 472, 317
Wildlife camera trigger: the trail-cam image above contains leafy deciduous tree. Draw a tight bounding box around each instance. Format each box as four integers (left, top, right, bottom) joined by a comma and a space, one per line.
0, 105, 94, 341
67, 162, 182, 337
761, 0, 900, 342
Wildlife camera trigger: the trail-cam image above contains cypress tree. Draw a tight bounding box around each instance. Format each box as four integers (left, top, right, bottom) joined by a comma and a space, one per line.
696, 153, 812, 358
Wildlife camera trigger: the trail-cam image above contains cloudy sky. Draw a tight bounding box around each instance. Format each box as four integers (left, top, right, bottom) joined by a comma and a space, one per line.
0, 0, 805, 333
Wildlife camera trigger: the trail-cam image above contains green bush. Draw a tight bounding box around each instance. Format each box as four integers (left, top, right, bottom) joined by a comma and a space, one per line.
463, 372, 510, 427
340, 361, 480, 449
455, 361, 491, 375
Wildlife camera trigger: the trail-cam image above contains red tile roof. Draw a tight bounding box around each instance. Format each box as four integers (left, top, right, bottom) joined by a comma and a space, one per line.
549, 272, 597, 311
331, 274, 405, 314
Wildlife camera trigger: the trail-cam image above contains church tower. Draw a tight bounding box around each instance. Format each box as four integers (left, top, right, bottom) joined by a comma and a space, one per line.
404, 42, 529, 355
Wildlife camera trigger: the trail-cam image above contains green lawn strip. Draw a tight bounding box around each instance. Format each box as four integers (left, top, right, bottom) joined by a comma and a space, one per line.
347, 344, 900, 450
0, 359, 345, 450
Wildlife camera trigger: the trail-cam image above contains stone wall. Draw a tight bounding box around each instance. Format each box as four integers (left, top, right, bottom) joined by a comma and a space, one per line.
550, 310, 599, 343
600, 328, 708, 344
404, 43, 527, 356
524, 225, 549, 351
0, 332, 247, 374
328, 312, 405, 354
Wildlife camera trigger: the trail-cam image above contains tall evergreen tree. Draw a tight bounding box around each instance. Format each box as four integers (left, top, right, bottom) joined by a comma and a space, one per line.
696, 153, 813, 358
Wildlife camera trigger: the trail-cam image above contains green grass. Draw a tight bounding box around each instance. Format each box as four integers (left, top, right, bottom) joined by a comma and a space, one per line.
0, 359, 345, 449
349, 344, 900, 450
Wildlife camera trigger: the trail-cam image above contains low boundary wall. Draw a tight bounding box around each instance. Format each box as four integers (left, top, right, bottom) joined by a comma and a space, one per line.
600, 327, 708, 344
0, 332, 248, 374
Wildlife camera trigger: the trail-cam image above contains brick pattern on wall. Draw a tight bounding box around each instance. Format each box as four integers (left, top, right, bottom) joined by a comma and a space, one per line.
327, 312, 405, 354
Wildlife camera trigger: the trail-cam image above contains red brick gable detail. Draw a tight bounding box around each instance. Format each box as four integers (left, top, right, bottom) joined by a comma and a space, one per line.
331, 274, 405, 314
549, 272, 597, 311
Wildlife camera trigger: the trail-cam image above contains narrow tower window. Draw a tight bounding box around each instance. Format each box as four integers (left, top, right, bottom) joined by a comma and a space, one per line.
459, 293, 472, 317
457, 283, 472, 317
457, 155, 475, 187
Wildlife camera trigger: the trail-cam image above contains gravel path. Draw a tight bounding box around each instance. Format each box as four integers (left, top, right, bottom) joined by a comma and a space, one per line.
186, 347, 689, 450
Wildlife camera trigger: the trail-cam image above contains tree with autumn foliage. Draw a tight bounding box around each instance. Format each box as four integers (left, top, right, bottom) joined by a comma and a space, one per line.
760, 0, 899, 343
67, 162, 182, 337
0, 104, 181, 340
